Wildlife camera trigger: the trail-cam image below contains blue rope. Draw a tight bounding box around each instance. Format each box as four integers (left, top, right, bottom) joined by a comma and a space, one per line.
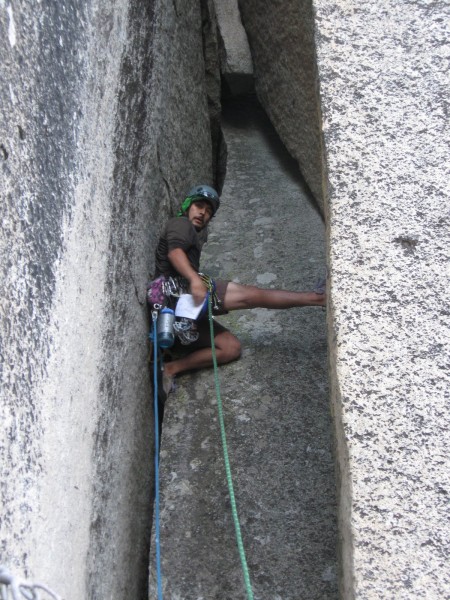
151, 313, 163, 600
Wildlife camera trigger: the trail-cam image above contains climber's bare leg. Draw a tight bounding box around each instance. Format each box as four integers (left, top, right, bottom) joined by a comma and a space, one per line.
163, 330, 241, 378
223, 282, 325, 310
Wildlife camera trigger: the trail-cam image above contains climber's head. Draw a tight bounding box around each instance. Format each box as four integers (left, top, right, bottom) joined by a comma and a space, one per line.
177, 185, 220, 228
185, 200, 213, 231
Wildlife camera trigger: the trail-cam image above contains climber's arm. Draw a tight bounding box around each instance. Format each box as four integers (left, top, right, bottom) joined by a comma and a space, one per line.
168, 248, 207, 305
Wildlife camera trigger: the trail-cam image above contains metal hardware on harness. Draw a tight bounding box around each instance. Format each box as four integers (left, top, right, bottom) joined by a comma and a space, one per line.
163, 276, 189, 298
150, 305, 161, 341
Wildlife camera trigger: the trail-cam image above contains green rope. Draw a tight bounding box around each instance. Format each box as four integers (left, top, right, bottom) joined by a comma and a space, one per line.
208, 293, 254, 600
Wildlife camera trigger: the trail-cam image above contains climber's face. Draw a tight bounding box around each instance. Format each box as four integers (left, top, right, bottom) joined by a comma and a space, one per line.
188, 200, 213, 230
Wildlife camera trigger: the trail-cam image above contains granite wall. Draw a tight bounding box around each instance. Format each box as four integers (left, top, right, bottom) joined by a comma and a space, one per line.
212, 0, 253, 96
230, 0, 449, 596
0, 0, 218, 597
2, 0, 449, 598
238, 0, 325, 209
314, 2, 450, 597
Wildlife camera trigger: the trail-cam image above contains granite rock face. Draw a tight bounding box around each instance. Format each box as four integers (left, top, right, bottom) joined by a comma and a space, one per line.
238, 0, 325, 208
2, 0, 449, 598
213, 0, 254, 96
0, 0, 217, 597
312, 1, 450, 598
232, 1, 449, 596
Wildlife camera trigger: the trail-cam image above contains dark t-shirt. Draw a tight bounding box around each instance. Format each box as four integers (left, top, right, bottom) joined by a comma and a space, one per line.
154, 217, 207, 277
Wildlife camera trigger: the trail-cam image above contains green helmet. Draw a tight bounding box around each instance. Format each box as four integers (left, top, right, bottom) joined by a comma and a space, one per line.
178, 184, 220, 217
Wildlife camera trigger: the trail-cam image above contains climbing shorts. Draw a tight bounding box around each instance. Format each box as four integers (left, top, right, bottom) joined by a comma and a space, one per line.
175, 317, 230, 352
171, 278, 229, 349
147, 275, 230, 348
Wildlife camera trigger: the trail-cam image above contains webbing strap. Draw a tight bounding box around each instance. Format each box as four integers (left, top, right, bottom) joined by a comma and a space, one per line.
207, 293, 255, 600
151, 313, 163, 600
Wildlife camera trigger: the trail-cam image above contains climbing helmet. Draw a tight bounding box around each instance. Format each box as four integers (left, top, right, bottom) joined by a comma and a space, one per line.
178, 184, 220, 217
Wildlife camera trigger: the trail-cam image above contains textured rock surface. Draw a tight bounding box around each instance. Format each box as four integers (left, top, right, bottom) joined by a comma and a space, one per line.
213, 0, 254, 96
200, 0, 227, 193
0, 0, 216, 597
150, 98, 337, 599
238, 0, 324, 208
3, 1, 448, 599
312, 1, 450, 598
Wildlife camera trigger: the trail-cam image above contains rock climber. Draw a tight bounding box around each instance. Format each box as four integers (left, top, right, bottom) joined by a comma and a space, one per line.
148, 184, 325, 396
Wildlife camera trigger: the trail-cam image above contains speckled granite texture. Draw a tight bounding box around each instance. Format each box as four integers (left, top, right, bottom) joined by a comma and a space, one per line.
213, 0, 254, 95
238, 0, 325, 208
312, 1, 450, 597
0, 1, 216, 597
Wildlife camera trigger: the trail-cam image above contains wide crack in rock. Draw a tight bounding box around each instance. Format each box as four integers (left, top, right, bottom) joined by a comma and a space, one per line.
150, 96, 337, 599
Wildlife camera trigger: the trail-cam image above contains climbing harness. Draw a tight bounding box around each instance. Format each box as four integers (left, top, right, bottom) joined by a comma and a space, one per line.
147, 273, 221, 347
150, 308, 164, 600
207, 291, 255, 600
